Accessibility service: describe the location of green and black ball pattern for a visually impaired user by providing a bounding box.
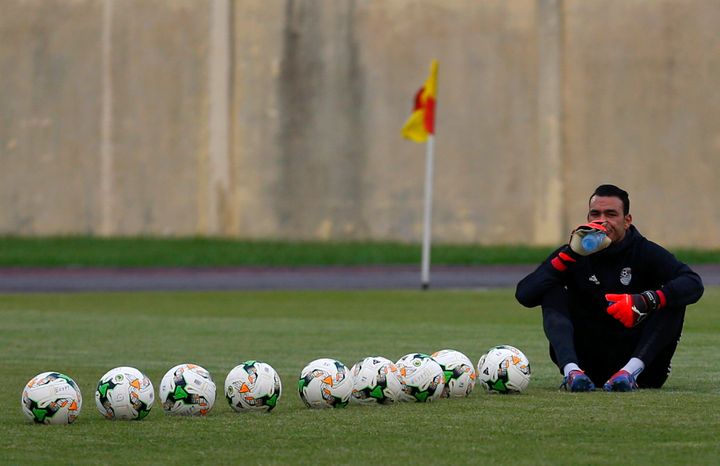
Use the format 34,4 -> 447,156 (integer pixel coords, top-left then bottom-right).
24,373 -> 79,423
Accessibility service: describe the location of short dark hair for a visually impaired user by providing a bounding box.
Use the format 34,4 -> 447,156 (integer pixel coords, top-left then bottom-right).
590,184 -> 630,215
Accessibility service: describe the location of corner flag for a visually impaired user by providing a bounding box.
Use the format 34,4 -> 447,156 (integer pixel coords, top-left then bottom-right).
401,59 -> 438,142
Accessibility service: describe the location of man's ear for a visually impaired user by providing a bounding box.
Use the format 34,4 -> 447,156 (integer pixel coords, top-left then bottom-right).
624,214 -> 632,228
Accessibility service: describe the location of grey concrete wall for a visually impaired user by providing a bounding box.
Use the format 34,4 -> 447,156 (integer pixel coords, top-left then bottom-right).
1,0 -> 719,247
108,0 -> 209,236
232,0 -> 541,242
0,0 -> 103,234
562,0 -> 720,248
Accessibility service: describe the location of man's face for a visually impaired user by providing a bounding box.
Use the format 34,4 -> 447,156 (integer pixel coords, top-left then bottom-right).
587,195 -> 631,243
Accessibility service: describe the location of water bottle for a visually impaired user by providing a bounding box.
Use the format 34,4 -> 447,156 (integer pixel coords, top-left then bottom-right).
581,231 -> 606,254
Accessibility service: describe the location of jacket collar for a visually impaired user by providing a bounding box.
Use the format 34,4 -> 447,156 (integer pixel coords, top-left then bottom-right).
601,224 -> 640,256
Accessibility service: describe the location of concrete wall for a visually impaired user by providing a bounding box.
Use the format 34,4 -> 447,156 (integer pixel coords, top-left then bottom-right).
1,0 -> 103,234
562,0 -> 720,247
1,0 -> 719,247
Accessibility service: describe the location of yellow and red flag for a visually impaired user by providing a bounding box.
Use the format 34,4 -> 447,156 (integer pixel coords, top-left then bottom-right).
401,59 -> 438,143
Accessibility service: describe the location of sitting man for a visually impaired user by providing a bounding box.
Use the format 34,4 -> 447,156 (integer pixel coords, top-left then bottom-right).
515,184 -> 704,391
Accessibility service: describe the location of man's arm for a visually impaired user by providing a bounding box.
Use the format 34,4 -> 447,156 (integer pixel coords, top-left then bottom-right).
515,247 -> 571,308
516,222 -> 609,308
649,243 -> 704,307
604,242 -> 704,328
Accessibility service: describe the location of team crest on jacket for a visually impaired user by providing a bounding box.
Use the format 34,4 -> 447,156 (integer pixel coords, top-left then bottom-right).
620,267 -> 632,285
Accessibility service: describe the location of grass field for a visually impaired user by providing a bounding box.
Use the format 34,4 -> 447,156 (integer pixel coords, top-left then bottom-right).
1,288 -> 718,465
2,236 -> 720,267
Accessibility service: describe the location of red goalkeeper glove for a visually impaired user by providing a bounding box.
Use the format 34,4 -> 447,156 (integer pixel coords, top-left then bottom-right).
568,221 -> 611,256
550,222 -> 611,272
549,246 -> 580,272
605,290 -> 666,328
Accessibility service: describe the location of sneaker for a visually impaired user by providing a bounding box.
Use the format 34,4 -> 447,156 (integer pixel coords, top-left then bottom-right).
603,370 -> 638,392
560,370 -> 596,392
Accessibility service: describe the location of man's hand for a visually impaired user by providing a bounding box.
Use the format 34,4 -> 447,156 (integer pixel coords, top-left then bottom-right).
549,246 -> 579,272
549,222 -> 611,272
605,290 -> 665,328
568,221 -> 611,256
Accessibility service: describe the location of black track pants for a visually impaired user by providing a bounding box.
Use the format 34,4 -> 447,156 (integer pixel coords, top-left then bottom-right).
542,285 -> 684,388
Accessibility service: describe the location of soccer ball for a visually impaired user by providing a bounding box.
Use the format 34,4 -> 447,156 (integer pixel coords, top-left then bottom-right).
477,345 -> 531,394
95,366 -> 155,420
395,353 -> 445,402
225,361 -> 282,413
350,356 -> 402,405
298,358 -> 352,409
159,363 -> 216,416
21,372 -> 82,424
432,349 -> 477,398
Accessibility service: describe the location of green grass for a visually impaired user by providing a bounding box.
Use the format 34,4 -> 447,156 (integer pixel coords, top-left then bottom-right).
0,236 -> 553,266
0,288 -> 718,465
2,236 -> 719,267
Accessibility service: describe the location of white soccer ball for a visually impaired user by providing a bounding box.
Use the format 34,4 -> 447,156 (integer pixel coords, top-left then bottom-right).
95,366 -> 155,420
350,356 -> 403,405
477,345 -> 532,394
21,372 -> 82,424
395,353 -> 445,402
432,349 -> 477,398
225,361 -> 282,413
298,358 -> 353,409
159,363 -> 216,416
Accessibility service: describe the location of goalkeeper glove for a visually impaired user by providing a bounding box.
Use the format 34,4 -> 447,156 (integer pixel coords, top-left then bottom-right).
605,290 -> 666,328
549,247 -> 580,272
550,222 -> 611,272
568,221 -> 611,256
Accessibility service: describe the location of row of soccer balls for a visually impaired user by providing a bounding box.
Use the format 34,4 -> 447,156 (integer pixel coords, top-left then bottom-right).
22,345 -> 532,425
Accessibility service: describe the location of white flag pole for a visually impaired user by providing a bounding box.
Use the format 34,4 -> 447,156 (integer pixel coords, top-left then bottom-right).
421,135 -> 435,290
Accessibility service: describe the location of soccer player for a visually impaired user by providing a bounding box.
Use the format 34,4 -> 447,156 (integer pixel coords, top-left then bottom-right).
515,184 -> 704,391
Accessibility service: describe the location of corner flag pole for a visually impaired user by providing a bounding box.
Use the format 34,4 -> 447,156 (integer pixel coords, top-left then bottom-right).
400,59 -> 438,290
421,135 -> 435,290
